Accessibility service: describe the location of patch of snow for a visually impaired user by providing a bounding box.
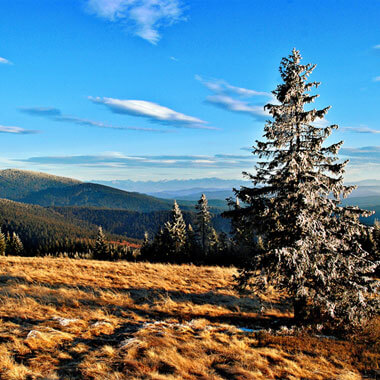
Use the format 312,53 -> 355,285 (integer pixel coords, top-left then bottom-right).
26,330 -> 43,339
26,327 -> 63,339
52,316 -> 79,326
120,337 -> 140,348
92,321 -> 112,327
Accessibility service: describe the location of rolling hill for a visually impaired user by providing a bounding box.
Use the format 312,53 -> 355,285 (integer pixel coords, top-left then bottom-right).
19,182 -> 176,212
0,169 -> 226,212
0,169 -> 80,199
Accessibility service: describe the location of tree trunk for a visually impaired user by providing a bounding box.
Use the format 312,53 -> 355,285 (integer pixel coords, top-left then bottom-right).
293,297 -> 308,325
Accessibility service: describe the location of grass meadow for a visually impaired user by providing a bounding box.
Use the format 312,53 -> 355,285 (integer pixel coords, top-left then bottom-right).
0,256 -> 378,379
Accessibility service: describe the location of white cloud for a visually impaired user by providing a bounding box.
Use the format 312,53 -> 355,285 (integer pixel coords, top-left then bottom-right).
20,106 -> 170,133
311,117 -> 330,128
86,0 -> 185,44
89,96 -> 214,129
373,76 -> 380,82
373,44 -> 380,49
195,75 -> 272,98
196,75 -> 274,120
0,57 -> 12,65
206,94 -> 269,119
0,125 -> 38,134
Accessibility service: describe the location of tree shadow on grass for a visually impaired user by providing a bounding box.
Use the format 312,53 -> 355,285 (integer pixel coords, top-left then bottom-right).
0,273 -> 289,310
0,279 -> 292,331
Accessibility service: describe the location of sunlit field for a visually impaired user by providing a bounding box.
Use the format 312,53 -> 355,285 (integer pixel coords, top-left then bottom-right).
0,256 -> 378,379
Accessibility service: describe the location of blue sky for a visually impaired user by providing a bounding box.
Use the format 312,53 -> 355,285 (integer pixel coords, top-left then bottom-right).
0,0 -> 379,182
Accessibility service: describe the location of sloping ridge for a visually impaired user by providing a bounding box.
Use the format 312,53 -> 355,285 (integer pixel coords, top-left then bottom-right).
0,169 -> 81,199
19,182 -> 177,212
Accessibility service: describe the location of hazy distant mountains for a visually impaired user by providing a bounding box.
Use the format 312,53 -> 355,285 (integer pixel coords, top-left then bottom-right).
96,177 -> 380,200
347,180 -> 380,198
95,178 -> 249,194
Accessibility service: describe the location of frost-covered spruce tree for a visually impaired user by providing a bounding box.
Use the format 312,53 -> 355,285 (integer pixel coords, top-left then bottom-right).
195,194 -> 213,255
0,228 -> 6,256
163,200 -> 187,258
94,226 -> 109,260
227,49 -> 378,327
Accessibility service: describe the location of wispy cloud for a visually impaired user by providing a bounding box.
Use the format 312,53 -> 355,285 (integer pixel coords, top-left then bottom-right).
373,44 -> 380,49
340,146 -> 380,163
206,95 -> 269,118
342,126 -> 380,134
89,96 -> 214,129
373,76 -> 380,82
0,57 -> 12,65
196,75 -> 273,120
20,106 -> 170,133
20,107 -> 62,117
85,0 -> 185,44
0,125 -> 38,134
20,151 -> 254,169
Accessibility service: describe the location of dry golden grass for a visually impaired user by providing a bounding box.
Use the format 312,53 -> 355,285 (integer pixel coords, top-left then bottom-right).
0,256 -> 378,379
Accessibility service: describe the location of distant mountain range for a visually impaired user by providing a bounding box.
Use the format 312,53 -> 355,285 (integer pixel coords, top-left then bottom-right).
94,178 -> 249,193
149,188 -> 235,202
95,177 -> 380,201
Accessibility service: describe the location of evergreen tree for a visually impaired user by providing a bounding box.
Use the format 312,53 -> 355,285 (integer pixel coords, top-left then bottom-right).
143,231 -> 149,246
185,223 -> 199,261
6,232 -> 24,256
373,220 -> 380,255
163,201 -> 187,259
94,226 -> 109,260
225,49 -> 378,327
195,194 -> 213,255
0,228 -> 6,256
209,227 -> 219,254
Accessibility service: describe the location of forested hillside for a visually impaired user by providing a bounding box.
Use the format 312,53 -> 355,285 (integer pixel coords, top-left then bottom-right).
19,182 -> 177,211
0,199 -> 138,254
53,206 -> 230,239
0,198 -> 94,252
